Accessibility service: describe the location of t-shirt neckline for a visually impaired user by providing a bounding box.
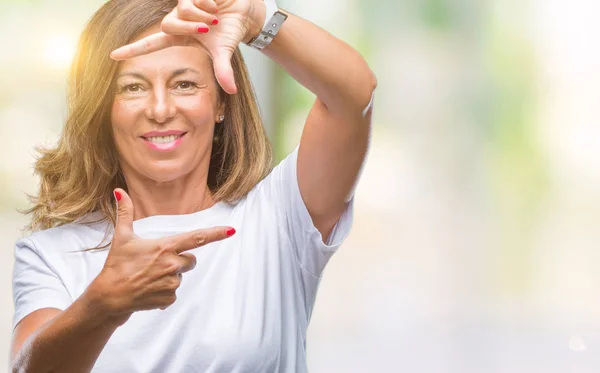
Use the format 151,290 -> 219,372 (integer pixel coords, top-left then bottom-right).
132,201 -> 231,234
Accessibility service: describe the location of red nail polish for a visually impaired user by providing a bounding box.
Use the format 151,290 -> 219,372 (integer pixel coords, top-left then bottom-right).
114,191 -> 122,202
226,228 -> 236,236
198,26 -> 209,33
211,18 -> 219,25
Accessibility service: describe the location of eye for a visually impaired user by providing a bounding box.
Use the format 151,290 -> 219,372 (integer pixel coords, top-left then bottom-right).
175,81 -> 197,90
121,84 -> 143,93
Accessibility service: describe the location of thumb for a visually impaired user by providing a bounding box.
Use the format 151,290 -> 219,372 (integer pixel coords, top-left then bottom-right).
178,252 -> 197,273
113,188 -> 135,240
213,48 -> 237,95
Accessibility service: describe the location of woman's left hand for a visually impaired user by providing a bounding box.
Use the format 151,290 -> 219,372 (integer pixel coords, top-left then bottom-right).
110,0 -> 263,94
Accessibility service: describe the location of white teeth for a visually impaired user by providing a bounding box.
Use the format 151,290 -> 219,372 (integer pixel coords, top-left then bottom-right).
146,134 -> 181,144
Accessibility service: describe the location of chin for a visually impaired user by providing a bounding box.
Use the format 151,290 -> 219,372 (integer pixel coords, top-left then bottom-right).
139,161 -> 195,183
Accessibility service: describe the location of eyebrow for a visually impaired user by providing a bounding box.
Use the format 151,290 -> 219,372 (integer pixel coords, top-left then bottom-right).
116,68 -> 201,81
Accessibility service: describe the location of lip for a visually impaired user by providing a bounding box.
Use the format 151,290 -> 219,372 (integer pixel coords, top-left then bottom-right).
141,132 -> 187,152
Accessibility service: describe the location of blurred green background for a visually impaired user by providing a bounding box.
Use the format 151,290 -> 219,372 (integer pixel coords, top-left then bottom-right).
2,0 -> 600,372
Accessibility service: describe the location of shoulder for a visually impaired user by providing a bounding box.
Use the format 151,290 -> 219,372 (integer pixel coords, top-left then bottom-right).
245,146 -> 299,199
18,211 -> 111,255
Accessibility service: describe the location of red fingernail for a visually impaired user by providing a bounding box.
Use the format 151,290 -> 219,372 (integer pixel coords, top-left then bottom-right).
198,26 -> 209,33
211,18 -> 219,25
215,7 -> 218,13
114,190 -> 122,202
226,228 -> 236,236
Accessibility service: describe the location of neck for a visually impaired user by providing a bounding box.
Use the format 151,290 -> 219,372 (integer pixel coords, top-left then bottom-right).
122,166 -> 216,221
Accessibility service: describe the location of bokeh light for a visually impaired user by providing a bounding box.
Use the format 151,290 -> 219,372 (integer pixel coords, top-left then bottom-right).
43,34 -> 77,69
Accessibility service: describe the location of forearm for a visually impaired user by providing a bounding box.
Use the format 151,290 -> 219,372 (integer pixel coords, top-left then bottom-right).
259,10 -> 377,116
11,283 -> 126,373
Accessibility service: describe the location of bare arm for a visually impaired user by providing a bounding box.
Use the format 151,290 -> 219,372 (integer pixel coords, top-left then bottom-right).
259,10 -> 376,241
10,281 -> 129,373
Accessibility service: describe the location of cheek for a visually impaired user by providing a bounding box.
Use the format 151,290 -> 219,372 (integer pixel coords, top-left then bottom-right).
110,100 -> 141,151
111,99 -> 143,127
177,93 -> 216,128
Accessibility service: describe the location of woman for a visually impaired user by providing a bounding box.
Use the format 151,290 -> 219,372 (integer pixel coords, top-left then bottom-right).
9,0 -> 375,371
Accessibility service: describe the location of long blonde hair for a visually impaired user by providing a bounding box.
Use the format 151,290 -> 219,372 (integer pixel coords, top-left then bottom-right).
25,0 -> 273,236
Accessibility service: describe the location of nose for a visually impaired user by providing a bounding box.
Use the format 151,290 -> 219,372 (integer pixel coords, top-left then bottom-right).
145,87 -> 176,123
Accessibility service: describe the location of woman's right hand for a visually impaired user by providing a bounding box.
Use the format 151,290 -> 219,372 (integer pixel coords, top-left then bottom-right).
90,188 -> 235,319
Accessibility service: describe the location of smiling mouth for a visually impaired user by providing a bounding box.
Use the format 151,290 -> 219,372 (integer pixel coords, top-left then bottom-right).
142,133 -> 186,144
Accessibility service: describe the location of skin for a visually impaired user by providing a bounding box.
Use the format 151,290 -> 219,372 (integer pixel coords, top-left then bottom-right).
10,0 -> 377,370
111,23 -> 225,220
110,0 -> 377,241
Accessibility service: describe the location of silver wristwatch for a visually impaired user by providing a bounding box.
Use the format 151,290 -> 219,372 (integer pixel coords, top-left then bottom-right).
247,0 -> 288,50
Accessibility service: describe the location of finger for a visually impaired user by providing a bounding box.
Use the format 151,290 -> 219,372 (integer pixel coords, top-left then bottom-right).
110,32 -> 187,60
163,226 -> 236,254
213,49 -> 237,94
161,254 -> 195,276
161,17 -> 212,36
177,252 -> 197,273
113,188 -> 134,240
151,291 -> 177,310
193,0 -> 219,14
176,1 -> 219,24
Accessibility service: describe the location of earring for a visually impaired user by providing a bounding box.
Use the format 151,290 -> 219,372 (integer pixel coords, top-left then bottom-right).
218,115 -> 225,123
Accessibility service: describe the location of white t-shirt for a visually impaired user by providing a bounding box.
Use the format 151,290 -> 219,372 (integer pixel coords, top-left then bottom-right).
12,147 -> 354,373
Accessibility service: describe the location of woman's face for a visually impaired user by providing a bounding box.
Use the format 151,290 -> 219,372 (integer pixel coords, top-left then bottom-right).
111,24 -> 223,183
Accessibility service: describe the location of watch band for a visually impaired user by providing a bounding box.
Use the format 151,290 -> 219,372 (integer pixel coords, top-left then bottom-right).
248,0 -> 287,50
261,0 -> 278,28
